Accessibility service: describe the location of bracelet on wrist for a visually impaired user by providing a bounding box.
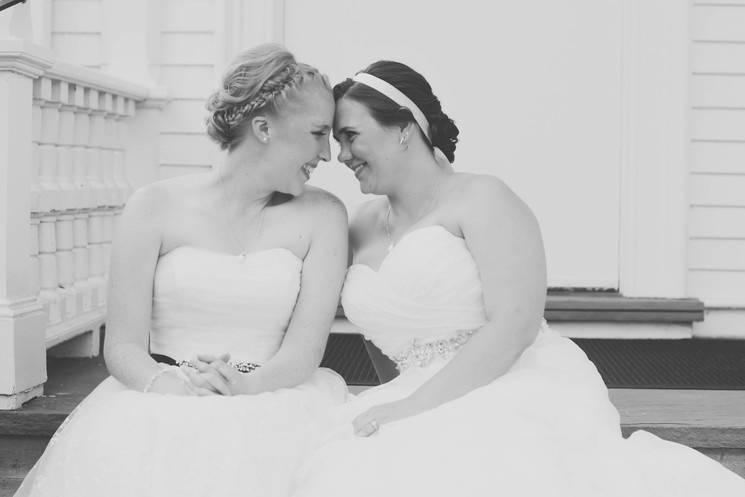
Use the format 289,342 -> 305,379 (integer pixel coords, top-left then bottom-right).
143,366 -> 168,393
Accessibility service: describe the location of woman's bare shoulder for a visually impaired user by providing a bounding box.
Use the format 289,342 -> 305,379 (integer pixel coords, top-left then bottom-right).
349,197 -> 387,246
450,173 -> 534,219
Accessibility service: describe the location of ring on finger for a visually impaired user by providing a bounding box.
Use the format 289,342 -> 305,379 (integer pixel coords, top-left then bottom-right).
368,419 -> 380,433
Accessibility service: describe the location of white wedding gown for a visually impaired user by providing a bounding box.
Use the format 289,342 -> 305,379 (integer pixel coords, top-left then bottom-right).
292,225 -> 745,496
15,246 -> 347,497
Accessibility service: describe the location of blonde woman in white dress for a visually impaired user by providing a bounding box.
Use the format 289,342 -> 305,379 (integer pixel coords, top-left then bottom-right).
15,44 -> 348,497
290,60 -> 745,497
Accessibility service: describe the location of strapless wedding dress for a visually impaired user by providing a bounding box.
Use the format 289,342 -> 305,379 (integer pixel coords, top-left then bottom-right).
15,247 -> 347,497
292,225 -> 745,496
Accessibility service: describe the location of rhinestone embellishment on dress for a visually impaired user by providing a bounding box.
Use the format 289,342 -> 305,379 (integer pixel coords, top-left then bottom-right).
177,359 -> 261,373
391,330 -> 476,371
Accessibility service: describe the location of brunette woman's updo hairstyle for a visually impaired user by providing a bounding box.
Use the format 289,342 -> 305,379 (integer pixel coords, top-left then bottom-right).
333,61 -> 459,163
206,43 -> 330,150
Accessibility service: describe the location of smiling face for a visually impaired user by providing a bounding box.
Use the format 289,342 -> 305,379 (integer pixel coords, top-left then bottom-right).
264,79 -> 334,195
333,97 -> 403,194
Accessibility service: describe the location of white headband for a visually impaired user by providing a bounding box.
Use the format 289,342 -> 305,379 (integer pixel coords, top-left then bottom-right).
351,72 -> 431,142
351,72 -> 452,165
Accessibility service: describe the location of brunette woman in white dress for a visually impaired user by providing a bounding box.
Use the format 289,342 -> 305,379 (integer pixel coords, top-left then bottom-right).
290,61 -> 745,496
15,44 -> 348,497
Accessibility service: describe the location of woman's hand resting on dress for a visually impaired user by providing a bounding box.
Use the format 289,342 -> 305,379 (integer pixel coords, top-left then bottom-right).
352,400 -> 420,437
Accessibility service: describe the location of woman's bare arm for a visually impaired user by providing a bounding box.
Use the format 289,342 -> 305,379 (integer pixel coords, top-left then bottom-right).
104,185 -> 193,394
230,190 -> 349,394
353,176 -> 546,433
406,176 -> 546,411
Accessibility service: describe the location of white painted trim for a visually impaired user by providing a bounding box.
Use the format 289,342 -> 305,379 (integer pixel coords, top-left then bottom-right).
0,38 -> 53,78
0,384 -> 43,410
330,317 -> 364,335
46,59 -> 151,100
551,322 -> 692,339
100,0 -> 162,87
29,0 -> 52,49
216,0 -> 287,77
332,318 -> 694,340
693,308 -> 745,338
45,308 -> 105,348
618,0 -> 690,298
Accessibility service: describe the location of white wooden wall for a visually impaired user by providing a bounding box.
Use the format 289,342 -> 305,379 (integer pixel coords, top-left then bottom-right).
40,1 -> 744,328
688,0 -> 745,305
50,0 -> 103,69
688,0 -> 745,336
156,0 -> 219,180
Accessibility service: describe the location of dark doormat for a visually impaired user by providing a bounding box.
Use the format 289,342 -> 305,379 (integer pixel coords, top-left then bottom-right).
320,334 -> 380,386
322,334 -> 745,390
572,338 -> 745,390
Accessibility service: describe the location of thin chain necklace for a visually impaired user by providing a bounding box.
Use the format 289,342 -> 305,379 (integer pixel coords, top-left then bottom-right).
384,177 -> 444,252
218,171 -> 266,263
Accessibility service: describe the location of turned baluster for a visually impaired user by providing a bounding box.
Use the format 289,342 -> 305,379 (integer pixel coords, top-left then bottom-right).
35,77 -> 59,213
87,89 -> 107,208
57,80 -> 76,211
29,216 -> 41,299
73,211 -> 93,312
38,215 -> 61,324
88,210 -> 107,307
101,92 -> 118,206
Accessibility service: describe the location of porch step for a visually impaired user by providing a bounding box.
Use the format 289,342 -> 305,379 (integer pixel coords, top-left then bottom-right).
1,478 -> 23,497
334,290 -> 705,323
1,342 -> 743,493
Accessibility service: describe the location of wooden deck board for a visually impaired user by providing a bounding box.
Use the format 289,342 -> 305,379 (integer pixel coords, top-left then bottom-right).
610,389 -> 745,448
2,358 -> 744,450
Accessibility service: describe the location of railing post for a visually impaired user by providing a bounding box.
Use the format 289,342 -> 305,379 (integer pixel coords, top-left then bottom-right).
0,4 -> 54,409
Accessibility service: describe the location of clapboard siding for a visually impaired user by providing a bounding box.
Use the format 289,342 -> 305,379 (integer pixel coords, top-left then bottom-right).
691,75 -> 745,108
159,164 -> 213,180
52,0 -> 102,32
159,133 -> 215,167
50,0 -> 103,69
689,239 -> 745,270
690,108 -> 745,140
690,141 -> 745,173
691,42 -> 745,74
160,100 -> 210,134
693,0 -> 745,4
156,0 -> 217,174
159,66 -> 217,99
161,0 -> 216,32
688,271 -> 745,307
690,206 -> 745,238
690,174 -> 745,206
160,32 -> 215,66
688,2 -> 745,308
692,5 -> 745,41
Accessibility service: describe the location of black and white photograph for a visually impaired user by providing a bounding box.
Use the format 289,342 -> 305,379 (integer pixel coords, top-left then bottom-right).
0,0 -> 744,495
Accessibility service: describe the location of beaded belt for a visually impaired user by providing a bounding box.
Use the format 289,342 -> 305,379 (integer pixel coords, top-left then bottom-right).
176,359 -> 261,374
391,330 -> 476,371
151,353 -> 260,373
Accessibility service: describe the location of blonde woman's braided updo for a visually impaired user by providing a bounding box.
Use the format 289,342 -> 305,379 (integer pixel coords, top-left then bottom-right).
206,44 -> 330,150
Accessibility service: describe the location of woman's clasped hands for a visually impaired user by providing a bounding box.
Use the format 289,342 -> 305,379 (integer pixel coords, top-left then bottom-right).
150,353 -> 243,396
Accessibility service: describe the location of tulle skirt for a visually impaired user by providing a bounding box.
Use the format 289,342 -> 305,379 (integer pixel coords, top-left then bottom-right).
15,368 -> 347,497
291,327 -> 745,497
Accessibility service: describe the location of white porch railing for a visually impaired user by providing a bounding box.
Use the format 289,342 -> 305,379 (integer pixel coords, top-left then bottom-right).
31,63 -> 143,352
0,3 -> 165,409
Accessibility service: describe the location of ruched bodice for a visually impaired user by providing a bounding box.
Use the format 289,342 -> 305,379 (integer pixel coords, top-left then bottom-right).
150,246 -> 302,364
295,224 -> 745,497
18,244 -> 349,497
342,225 -> 487,361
